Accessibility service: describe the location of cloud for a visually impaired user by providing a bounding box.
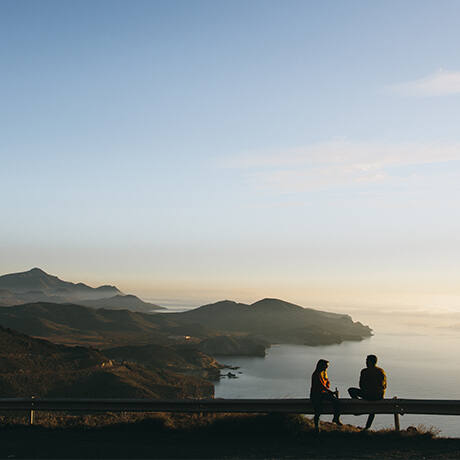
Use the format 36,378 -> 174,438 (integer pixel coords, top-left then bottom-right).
390,70 -> 460,97
227,141 -> 460,193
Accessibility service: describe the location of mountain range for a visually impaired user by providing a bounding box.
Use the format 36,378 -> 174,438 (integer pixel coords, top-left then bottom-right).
0,268 -> 373,399
0,268 -> 164,313
0,294 -> 372,399
0,298 -> 371,350
0,301 -> 212,348
0,268 -> 372,351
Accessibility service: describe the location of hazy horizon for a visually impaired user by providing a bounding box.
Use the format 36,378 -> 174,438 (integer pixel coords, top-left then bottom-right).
3,266 -> 460,338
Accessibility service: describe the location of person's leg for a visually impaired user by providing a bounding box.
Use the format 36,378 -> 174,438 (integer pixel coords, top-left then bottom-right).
323,392 -> 342,425
348,387 -> 363,399
332,407 -> 341,423
364,413 -> 375,430
313,413 -> 320,432
362,396 -> 381,430
348,388 -> 365,417
331,397 -> 341,425
312,396 -> 321,432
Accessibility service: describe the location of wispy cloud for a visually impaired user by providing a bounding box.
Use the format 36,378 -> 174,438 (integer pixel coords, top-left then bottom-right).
390,70 -> 460,97
227,141 -> 460,193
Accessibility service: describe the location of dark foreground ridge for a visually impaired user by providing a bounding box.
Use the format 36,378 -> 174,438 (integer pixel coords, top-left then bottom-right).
0,413 -> 457,459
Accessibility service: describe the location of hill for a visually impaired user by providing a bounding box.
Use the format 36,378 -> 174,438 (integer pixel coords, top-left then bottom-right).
171,298 -> 372,345
0,271 -> 372,348
0,298 -> 371,352
0,325 -> 213,398
0,268 -> 163,312
0,302 -> 188,348
197,335 -> 268,357
104,343 -> 222,380
0,268 -> 120,299
78,294 -> 165,313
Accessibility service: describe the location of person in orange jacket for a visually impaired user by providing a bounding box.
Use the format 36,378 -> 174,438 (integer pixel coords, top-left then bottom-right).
348,354 -> 387,430
310,359 -> 341,432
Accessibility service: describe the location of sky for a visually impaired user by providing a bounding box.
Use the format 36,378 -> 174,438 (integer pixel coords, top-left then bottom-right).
1,0 -> 460,312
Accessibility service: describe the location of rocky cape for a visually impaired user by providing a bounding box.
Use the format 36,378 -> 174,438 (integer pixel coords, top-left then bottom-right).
168,298 -> 372,347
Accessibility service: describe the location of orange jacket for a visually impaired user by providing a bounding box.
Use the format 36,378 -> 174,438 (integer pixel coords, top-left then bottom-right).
310,370 -> 331,397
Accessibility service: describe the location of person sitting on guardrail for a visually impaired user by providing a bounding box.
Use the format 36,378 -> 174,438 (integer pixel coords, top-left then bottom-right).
348,354 -> 387,430
310,359 -> 341,432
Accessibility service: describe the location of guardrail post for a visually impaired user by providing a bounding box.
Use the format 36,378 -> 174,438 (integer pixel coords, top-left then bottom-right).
393,397 -> 400,432
30,396 -> 35,425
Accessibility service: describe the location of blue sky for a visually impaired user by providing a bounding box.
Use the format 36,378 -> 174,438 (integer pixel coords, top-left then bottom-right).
1,0 -> 460,310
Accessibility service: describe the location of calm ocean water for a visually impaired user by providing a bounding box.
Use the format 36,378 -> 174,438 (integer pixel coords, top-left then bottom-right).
214,331 -> 460,437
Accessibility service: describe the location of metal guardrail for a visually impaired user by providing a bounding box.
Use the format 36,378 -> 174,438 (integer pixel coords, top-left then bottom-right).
2,397 -> 460,430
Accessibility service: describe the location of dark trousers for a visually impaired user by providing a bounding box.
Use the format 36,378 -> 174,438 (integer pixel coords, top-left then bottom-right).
348,387 -> 382,429
311,392 -> 340,427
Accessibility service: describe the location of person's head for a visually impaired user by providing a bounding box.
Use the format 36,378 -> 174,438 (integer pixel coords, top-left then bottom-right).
366,354 -> 378,367
315,359 -> 329,372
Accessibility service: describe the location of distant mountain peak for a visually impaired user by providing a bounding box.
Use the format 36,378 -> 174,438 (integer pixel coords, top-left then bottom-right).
22,268 -> 60,281
29,267 -> 60,276
30,267 -> 46,273
0,268 -> 122,303
253,297 -> 284,304
203,300 -> 243,309
250,298 -> 304,311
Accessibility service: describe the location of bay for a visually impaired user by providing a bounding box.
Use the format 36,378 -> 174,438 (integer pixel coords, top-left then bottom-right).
215,331 -> 460,437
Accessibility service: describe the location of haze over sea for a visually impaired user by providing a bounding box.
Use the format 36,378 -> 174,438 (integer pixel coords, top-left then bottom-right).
160,303 -> 460,437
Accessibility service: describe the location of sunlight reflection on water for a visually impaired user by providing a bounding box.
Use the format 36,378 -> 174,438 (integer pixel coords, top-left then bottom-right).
215,333 -> 460,437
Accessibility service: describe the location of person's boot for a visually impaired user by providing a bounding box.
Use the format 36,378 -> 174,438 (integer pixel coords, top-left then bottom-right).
332,416 -> 343,426
362,421 -> 372,431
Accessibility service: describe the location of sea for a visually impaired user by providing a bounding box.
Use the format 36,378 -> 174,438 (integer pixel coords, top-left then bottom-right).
157,301 -> 460,437
214,319 -> 460,437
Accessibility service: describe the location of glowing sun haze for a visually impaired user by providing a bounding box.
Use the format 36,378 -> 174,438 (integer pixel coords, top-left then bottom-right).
1,0 -> 460,312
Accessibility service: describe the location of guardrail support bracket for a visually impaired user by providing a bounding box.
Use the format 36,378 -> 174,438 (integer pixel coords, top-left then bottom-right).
393,397 -> 400,431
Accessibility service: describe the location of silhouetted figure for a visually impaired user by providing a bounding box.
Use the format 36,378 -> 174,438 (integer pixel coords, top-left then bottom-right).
348,354 -> 387,430
310,359 -> 341,432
